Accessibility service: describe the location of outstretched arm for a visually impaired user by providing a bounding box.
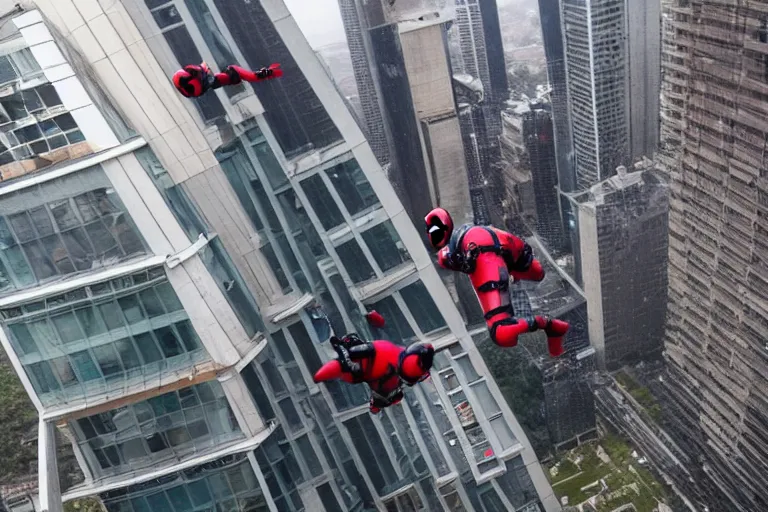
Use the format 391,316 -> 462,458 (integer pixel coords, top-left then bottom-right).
212,64 -> 281,88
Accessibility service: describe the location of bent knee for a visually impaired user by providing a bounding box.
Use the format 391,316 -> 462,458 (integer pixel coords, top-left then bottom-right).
489,319 -> 521,347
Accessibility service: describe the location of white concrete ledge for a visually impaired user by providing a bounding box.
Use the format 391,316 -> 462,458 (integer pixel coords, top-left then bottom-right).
0,254 -> 167,308
0,137 -> 147,198
234,335 -> 269,373
269,292 -> 314,323
62,422 -> 278,501
166,233 -> 214,269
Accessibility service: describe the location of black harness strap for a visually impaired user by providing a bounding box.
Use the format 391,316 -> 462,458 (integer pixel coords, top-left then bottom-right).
447,225 -> 507,274
484,305 -> 513,321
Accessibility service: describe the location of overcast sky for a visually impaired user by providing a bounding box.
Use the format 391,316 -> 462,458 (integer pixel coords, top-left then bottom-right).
282,0 -> 524,49
284,0 -> 346,49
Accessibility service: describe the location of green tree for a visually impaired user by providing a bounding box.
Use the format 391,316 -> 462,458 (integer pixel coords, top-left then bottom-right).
0,350 -> 38,483
64,497 -> 106,512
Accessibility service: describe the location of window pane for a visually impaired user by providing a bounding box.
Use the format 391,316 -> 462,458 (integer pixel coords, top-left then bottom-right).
241,363 -> 275,421
155,282 -> 184,312
151,5 -> 182,28
0,56 -> 17,84
253,140 -> 288,189
11,49 -> 41,77
249,179 -> 280,231
70,350 -> 101,381
361,221 -> 410,272
6,273 -> 207,407
278,398 -> 302,432
490,415 -> 516,450
155,327 -> 183,358
9,323 -> 37,355
0,176 -> 147,292
336,238 -> 375,283
2,94 -> 26,120
295,435 -> 322,478
276,233 -> 309,292
138,289 -> 165,317
327,159 -> 377,216
21,89 -> 43,112
288,322 -> 322,374
175,320 -> 200,351
17,125 -> 42,144
93,344 -> 123,378
219,152 -> 264,232
369,296 -> 414,345
399,281 -> 446,333
51,312 -> 83,344
301,174 -> 344,231
54,113 -> 78,131
277,189 -> 326,257
261,242 -> 290,292
456,355 -> 480,383
36,84 -> 61,107
200,239 -> 264,337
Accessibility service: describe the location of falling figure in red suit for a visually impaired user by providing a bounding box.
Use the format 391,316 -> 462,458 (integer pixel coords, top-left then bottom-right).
313,312 -> 434,414
172,62 -> 282,98
424,207 -> 569,357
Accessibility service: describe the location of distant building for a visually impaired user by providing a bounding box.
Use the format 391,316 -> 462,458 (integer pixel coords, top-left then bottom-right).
346,1 -> 474,228
658,1 -> 768,509
523,103 -> 567,252
500,103 -> 537,233
575,165 -> 669,371
450,0 -> 509,223
560,0 -> 661,191
513,238 -> 597,450
338,0 -> 390,168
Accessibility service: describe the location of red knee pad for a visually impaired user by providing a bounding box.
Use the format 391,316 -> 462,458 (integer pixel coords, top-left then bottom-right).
490,320 -> 526,347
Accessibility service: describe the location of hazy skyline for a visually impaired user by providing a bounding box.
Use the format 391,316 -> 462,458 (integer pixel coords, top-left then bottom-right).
284,0 -> 346,48
284,0 -> 529,49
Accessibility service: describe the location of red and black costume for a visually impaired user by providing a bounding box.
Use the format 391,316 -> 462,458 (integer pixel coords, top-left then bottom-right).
425,207 -> 569,357
172,62 -> 282,98
314,334 -> 434,414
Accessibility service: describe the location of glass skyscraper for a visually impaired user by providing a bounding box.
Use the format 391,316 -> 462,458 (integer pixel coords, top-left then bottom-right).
0,1 -> 557,511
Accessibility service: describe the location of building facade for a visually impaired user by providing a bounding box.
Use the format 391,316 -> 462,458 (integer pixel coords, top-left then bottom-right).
0,1 -> 559,511
576,166 -> 669,371
659,1 -> 768,510
450,0 -> 508,209
522,104 -> 567,252
337,0 -> 390,169
560,0 -> 660,191
536,0 -> 577,263
514,239 -> 596,451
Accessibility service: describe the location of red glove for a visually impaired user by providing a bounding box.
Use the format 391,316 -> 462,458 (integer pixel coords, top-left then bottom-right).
366,310 -> 385,328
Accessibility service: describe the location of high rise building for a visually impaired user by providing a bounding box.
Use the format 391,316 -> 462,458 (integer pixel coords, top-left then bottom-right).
560,0 -> 660,190
499,103 -> 537,233
0,1 -> 559,511
575,165 -> 669,371
449,0 -> 508,224
522,103 -> 567,252
513,238 -> 596,451
337,0 -> 390,168
346,0 -> 473,229
658,1 -> 768,510
536,0 -> 578,262
536,0 -> 575,196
